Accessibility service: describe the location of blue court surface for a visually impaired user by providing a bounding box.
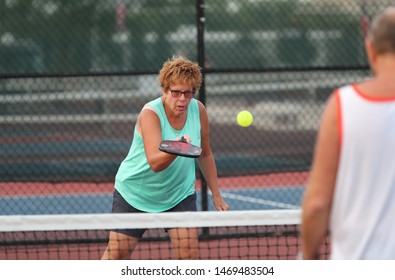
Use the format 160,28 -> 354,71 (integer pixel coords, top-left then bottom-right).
0,186 -> 304,215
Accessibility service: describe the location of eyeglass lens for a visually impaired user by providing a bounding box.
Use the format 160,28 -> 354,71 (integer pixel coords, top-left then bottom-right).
169,89 -> 195,98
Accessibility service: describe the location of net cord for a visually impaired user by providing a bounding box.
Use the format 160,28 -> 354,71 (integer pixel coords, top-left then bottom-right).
0,210 -> 301,232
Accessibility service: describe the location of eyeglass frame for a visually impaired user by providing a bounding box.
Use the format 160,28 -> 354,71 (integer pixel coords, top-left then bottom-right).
168,88 -> 196,99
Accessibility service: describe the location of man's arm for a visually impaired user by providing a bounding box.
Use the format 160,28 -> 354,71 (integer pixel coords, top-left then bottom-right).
301,92 -> 340,259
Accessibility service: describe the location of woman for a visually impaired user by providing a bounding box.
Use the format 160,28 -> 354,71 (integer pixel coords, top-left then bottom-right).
101,56 -> 229,260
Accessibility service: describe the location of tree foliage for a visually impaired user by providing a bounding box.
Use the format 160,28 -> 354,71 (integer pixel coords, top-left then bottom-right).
0,0 -> 366,74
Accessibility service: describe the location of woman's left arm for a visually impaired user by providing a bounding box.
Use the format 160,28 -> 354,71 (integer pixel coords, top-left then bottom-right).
197,101 -> 229,211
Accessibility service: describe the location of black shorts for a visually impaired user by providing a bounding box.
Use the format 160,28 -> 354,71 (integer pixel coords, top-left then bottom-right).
111,189 -> 197,238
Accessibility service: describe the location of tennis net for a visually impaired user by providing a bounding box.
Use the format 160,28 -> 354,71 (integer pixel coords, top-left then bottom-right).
0,210 -> 329,260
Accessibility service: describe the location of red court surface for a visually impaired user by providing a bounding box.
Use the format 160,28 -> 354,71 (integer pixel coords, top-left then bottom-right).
0,172 -> 308,196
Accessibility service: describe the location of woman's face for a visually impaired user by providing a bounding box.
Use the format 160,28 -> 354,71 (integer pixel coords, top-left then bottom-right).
162,82 -> 195,117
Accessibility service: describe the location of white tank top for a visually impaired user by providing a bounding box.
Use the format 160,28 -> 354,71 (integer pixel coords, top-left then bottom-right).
330,84 -> 395,259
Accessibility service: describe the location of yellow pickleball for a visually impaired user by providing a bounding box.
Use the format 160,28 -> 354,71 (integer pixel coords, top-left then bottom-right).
237,110 -> 253,127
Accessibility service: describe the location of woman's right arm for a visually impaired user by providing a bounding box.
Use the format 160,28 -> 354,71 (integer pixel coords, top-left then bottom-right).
138,109 -> 177,172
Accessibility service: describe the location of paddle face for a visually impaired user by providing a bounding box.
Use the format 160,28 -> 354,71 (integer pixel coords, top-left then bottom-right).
158,140 -> 202,158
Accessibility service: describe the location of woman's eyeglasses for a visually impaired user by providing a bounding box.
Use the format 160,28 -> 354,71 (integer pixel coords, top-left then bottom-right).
168,89 -> 195,99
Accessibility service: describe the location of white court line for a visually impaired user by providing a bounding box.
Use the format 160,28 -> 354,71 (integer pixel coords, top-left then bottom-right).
219,192 -> 300,210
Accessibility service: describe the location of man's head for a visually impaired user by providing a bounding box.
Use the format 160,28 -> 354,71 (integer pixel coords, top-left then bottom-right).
367,6 -> 395,55
365,7 -> 395,71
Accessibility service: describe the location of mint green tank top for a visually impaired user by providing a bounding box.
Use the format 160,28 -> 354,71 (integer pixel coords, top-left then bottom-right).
114,97 -> 201,212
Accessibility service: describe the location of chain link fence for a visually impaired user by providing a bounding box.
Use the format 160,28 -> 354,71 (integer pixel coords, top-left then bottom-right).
0,0 -> 389,214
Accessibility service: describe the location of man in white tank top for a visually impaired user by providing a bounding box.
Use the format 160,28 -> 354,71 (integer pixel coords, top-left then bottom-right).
301,6 -> 395,259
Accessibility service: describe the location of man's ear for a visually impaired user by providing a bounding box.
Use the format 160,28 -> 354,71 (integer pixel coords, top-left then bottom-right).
365,39 -> 376,72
